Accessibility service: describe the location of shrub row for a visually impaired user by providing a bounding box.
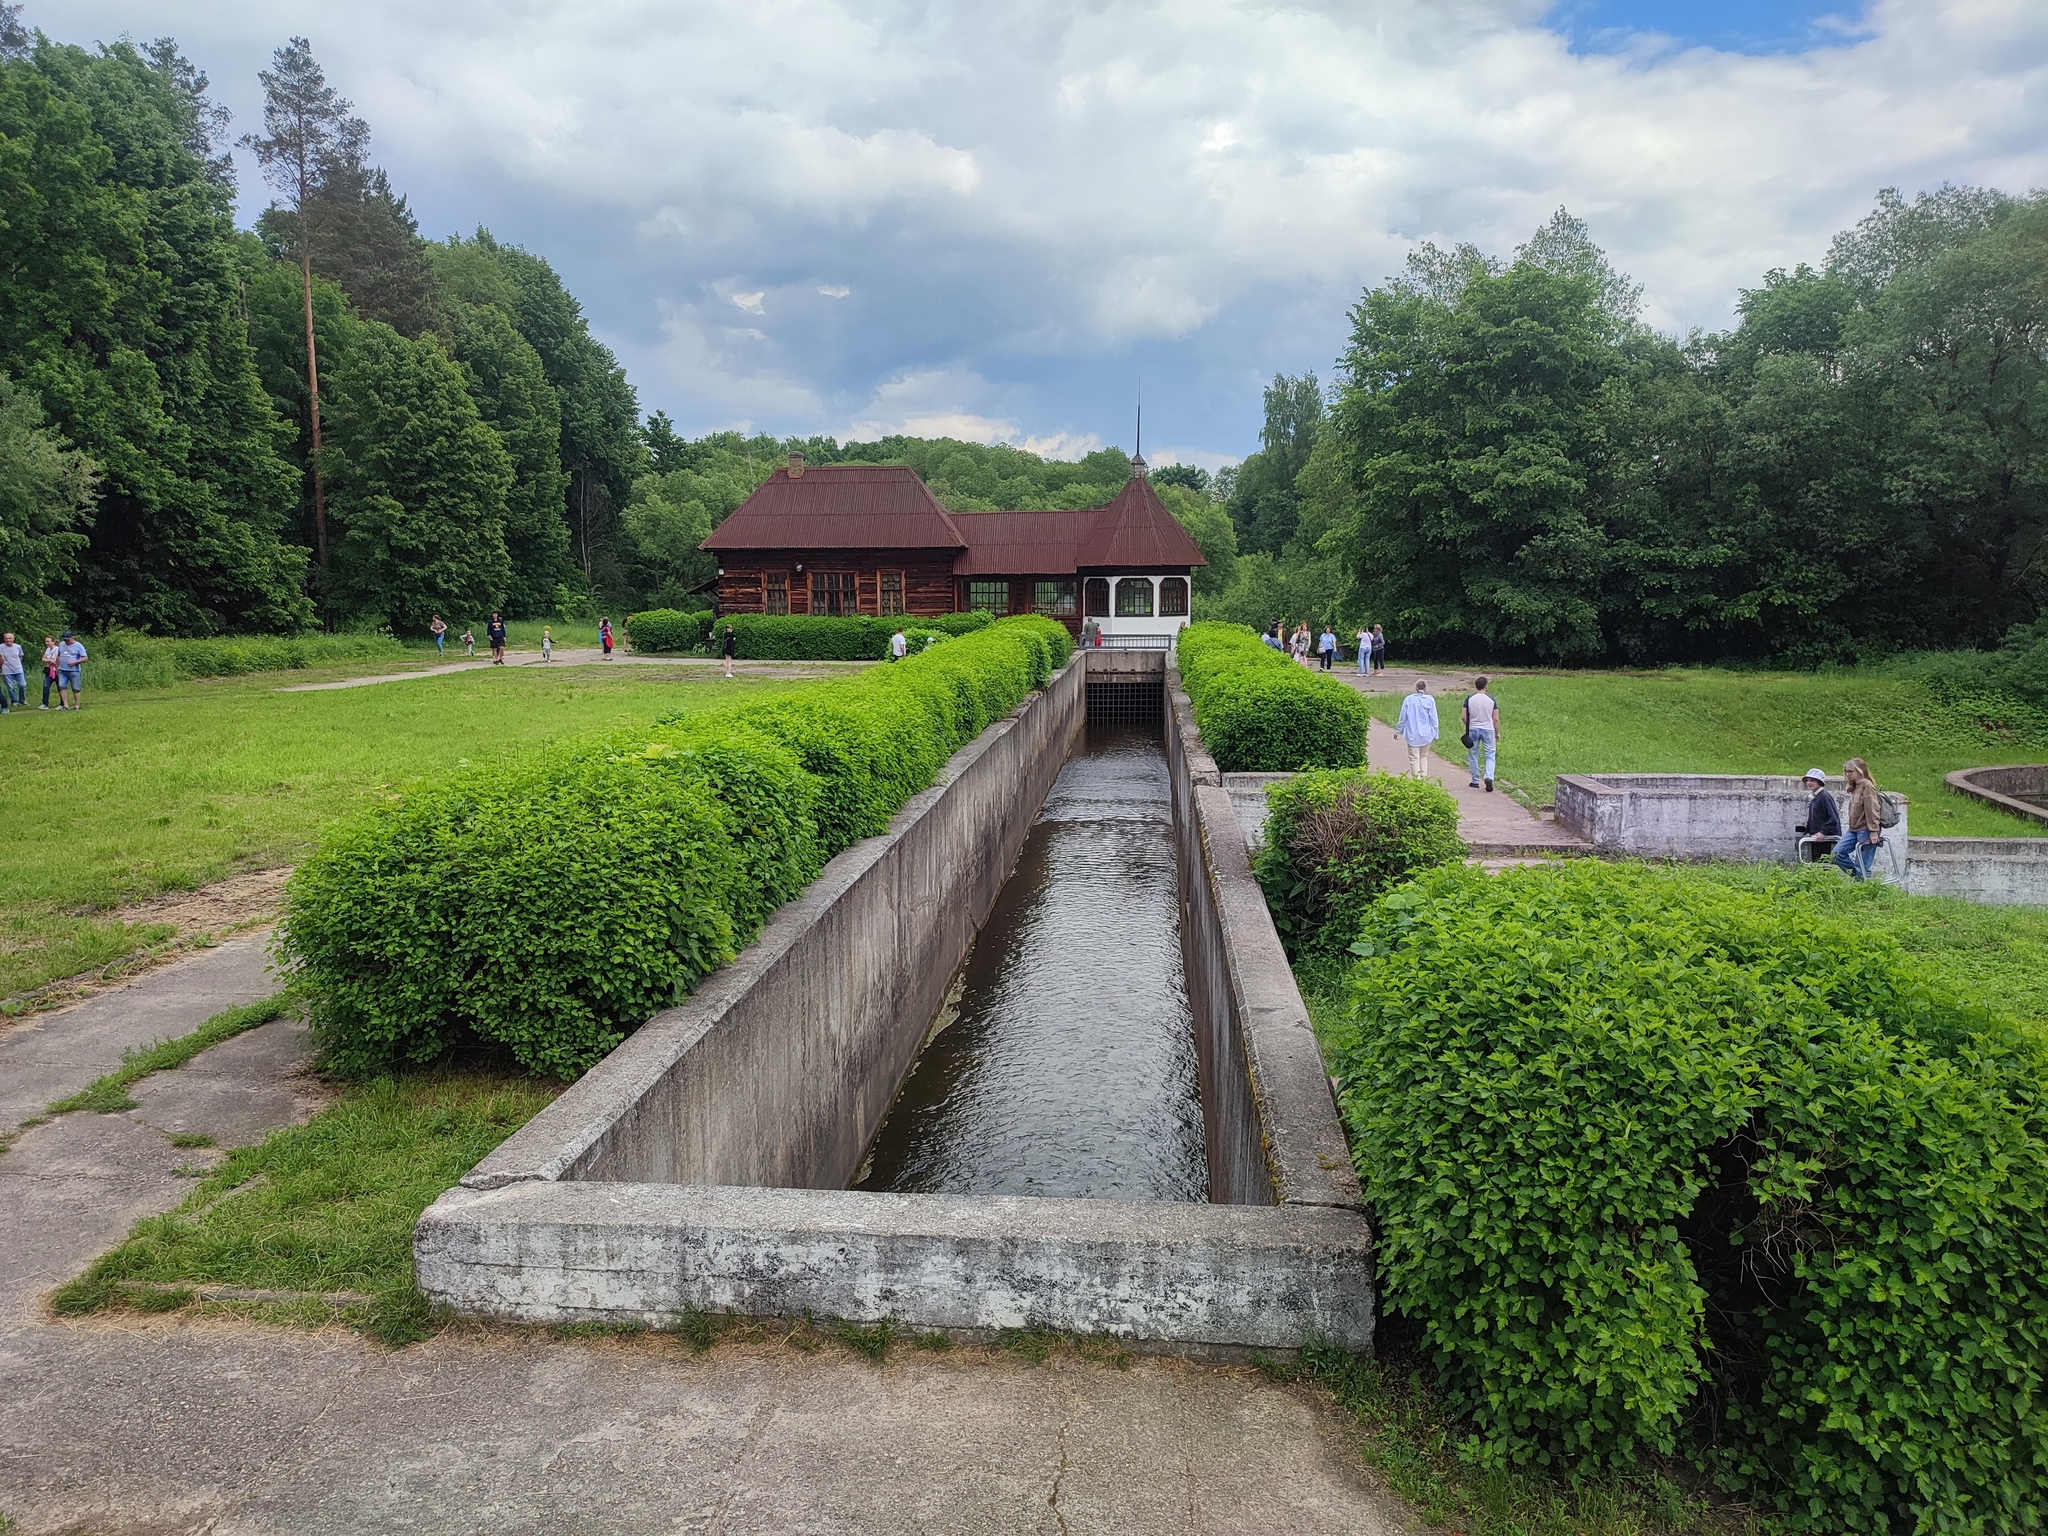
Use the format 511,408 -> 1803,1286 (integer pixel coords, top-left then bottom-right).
1334,860 -> 2048,1530
623,608 -> 714,653
280,616 -> 1073,1080
718,610 -> 993,661
1253,768 -> 1463,962
1177,622 -> 1370,771
79,628 -> 406,692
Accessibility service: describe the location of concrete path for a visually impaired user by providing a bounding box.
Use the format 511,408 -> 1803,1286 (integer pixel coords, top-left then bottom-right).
279,649 -> 869,692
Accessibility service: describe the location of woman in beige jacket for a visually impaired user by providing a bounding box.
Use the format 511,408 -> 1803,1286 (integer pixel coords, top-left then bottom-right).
1832,757 -> 1883,881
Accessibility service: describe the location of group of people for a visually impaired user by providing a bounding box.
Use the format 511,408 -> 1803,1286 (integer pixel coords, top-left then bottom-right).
1796,759 -> 1890,881
0,631 -> 87,714
1264,621 -> 1387,672
1392,677 -> 1500,791
426,615 -> 613,665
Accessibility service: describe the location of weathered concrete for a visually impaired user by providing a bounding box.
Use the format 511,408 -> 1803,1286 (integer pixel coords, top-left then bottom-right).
1902,837 -> 2048,906
1555,772 -> 1910,881
469,655 -> 1087,1193
0,935 -> 278,1126
1945,763 -> 2048,825
420,1182 -> 1374,1350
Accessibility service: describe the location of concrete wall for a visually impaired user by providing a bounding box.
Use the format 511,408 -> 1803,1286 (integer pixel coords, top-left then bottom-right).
1903,838 -> 2048,906
1946,764 -> 2048,826
467,655 -> 1087,1193
1555,773 -> 1910,883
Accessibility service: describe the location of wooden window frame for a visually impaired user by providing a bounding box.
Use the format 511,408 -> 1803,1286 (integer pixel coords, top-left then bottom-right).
811,570 -> 858,617
1115,577 -> 1155,617
878,571 -> 905,617
966,578 -> 1010,615
764,574 -> 790,615
1158,576 -> 1189,616
1034,579 -> 1077,616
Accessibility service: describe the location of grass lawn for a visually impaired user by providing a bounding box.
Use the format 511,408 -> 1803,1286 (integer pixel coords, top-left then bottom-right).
52,1066 -> 559,1344
0,659 -> 809,1000
1366,666 -> 2048,838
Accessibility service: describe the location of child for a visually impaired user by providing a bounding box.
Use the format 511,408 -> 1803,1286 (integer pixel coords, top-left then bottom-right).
541,626 -> 553,662
461,627 -> 475,658
600,617 -> 614,659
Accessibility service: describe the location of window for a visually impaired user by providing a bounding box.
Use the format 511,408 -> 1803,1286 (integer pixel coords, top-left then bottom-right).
1115,577 -> 1155,617
879,572 -> 905,616
1158,576 -> 1189,616
967,579 -> 1009,614
1083,577 -> 1111,617
765,574 -> 789,616
811,571 -> 858,617
1034,579 -> 1077,616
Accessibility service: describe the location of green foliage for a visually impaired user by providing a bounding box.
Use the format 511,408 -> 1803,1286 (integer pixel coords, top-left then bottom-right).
623,607 -> 711,653
281,618 -> 1071,1077
1253,769 -> 1462,961
78,625 -> 403,691
1226,371 -> 1325,556
1155,481 -> 1238,593
723,613 -> 951,661
0,372 -> 93,635
1335,861 -> 2048,1529
1176,622 -> 1369,771
619,451 -> 767,609
0,38 -> 311,635
322,320 -> 514,632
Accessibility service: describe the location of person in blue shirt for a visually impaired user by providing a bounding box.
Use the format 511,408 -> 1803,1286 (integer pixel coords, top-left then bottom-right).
1396,681 -> 1440,778
54,631 -> 87,710
1317,626 -> 1338,670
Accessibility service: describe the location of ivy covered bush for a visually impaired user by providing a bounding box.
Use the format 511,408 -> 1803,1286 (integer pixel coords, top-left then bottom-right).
623,607 -> 712,652
1335,860 -> 2048,1531
1177,622 -> 1369,771
723,610 -> 991,661
1253,769 -> 1463,961
283,617 -> 1071,1078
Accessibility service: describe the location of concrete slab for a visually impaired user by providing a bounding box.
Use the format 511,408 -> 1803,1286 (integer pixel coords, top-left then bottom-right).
126,1017 -> 324,1147
0,936 -> 279,1125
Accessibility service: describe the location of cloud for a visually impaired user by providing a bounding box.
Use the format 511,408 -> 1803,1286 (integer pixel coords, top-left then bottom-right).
48,0 -> 2048,458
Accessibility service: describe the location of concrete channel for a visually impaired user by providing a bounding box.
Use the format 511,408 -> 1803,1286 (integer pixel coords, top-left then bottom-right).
416,649 -> 1375,1354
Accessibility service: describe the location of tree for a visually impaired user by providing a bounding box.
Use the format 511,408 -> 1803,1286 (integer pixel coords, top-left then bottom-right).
1227,373 -> 1323,554
256,125 -> 438,337
1151,462 -> 1210,494
141,36 -> 232,189
1155,482 -> 1237,594
0,372 -> 94,633
240,38 -> 364,568
448,303 -> 569,614
322,321 -> 513,632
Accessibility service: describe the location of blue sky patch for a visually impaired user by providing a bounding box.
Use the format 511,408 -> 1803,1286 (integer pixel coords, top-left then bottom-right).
1548,0 -> 1873,57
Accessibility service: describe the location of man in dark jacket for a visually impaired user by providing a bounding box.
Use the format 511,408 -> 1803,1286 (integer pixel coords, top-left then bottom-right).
1796,768 -> 1841,861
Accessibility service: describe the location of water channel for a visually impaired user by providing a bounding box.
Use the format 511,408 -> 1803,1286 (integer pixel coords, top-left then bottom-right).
856,722 -> 1209,1202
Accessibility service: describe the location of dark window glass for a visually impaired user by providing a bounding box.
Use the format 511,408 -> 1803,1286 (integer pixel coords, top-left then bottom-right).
1083,577 -> 1111,617
879,572 -> 904,616
1115,578 -> 1155,617
1158,577 -> 1188,616
765,575 -> 789,615
1034,579 -> 1077,616
967,579 -> 1009,614
811,571 -> 858,617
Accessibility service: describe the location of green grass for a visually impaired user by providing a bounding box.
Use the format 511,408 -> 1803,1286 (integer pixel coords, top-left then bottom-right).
0,660 -> 805,1000
45,992 -> 298,1115
50,1066 -> 560,1346
1366,665 -> 2048,837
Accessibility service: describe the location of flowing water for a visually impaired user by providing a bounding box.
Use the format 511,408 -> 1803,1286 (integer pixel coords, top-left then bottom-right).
856,725 -> 1209,1202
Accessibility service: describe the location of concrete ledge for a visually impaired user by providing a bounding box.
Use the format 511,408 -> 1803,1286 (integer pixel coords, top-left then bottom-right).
1903,837 -> 2048,906
1946,764 -> 2048,826
418,1182 -> 1374,1351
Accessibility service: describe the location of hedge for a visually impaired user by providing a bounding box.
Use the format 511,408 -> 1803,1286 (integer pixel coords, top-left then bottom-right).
1335,861 -> 2048,1530
624,608 -> 712,653
1253,768 -> 1463,961
718,610 -> 990,661
280,616 -> 1072,1079
1177,622 -> 1369,771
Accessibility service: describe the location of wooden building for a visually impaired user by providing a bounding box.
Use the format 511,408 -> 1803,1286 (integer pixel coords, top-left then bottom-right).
702,453 -> 1205,641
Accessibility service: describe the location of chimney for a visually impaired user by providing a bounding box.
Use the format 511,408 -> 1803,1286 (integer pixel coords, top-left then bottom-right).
788,451 -> 805,480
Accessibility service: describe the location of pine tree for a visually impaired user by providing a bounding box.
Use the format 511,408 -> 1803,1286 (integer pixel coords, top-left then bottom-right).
448,303 -> 569,615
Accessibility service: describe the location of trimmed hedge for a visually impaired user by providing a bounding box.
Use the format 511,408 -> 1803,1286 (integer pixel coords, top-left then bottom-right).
721,611 -> 989,661
1336,861 -> 2048,1529
1253,768 -> 1463,961
281,617 -> 1072,1079
1177,622 -> 1369,771
624,608 -> 712,653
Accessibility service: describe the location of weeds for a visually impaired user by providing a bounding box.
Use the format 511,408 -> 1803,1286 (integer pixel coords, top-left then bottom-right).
169,1132 -> 216,1149
45,992 -> 299,1117
826,1316 -> 895,1363
676,1305 -> 720,1354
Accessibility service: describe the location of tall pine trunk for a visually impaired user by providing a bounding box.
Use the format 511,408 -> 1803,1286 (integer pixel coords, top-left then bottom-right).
301,227 -> 326,568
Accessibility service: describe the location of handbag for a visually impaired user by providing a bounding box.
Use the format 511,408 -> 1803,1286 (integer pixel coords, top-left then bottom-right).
1460,729 -> 1474,749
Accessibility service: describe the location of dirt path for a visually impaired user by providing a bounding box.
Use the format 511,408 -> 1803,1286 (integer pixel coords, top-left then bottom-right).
278,649 -> 871,691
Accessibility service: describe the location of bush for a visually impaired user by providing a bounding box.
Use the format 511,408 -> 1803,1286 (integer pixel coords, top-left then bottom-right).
282,617 -> 1073,1078
1335,860 -> 2048,1530
1177,621 -> 1370,770
721,612 -> 982,661
78,628 -> 405,692
1253,769 -> 1463,961
624,608 -> 712,653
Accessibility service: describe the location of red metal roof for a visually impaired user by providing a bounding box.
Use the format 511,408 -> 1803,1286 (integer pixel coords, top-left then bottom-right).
703,463 -> 1205,574
701,464 -> 965,552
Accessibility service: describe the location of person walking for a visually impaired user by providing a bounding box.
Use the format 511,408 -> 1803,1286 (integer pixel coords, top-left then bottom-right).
600,617 -> 614,659
54,630 -> 87,709
0,632 -> 24,713
1317,625 -> 1337,671
486,612 -> 508,665
429,614 -> 447,656
39,635 -> 58,709
721,622 -> 737,679
1355,625 -> 1370,676
890,626 -> 908,662
1832,758 -> 1885,881
1463,675 -> 1499,792
1263,623 -> 1284,651
1370,624 -> 1387,673
1396,680 -> 1440,779
541,626 -> 554,662
1290,623 -> 1311,665
461,626 -> 475,658
1795,768 -> 1842,862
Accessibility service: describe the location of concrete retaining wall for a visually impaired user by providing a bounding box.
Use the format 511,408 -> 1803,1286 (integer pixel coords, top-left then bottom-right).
1555,773 -> 1910,883
1902,838 -> 2048,906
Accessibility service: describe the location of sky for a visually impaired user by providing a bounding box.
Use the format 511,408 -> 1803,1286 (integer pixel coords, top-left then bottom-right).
28,0 -> 2048,467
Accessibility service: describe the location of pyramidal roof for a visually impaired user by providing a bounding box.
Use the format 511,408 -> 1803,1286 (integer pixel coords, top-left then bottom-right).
1075,465 -> 1206,569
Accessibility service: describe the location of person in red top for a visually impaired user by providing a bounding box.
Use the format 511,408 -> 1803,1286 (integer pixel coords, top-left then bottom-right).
600,617 -> 614,659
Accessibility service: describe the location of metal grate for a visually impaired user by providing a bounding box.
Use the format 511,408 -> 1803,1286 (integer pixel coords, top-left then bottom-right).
1086,678 -> 1164,729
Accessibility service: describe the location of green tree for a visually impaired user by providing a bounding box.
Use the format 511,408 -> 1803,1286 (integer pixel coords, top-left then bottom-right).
0,372 -> 93,633
242,251 -> 348,565
322,320 -> 512,632
447,303 -> 569,615
0,36 -> 310,634
1155,482 -> 1237,594
1226,372 -> 1323,555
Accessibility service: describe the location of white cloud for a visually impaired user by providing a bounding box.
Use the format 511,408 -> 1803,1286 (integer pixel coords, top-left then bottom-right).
819,285 -> 850,298
729,291 -> 766,315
